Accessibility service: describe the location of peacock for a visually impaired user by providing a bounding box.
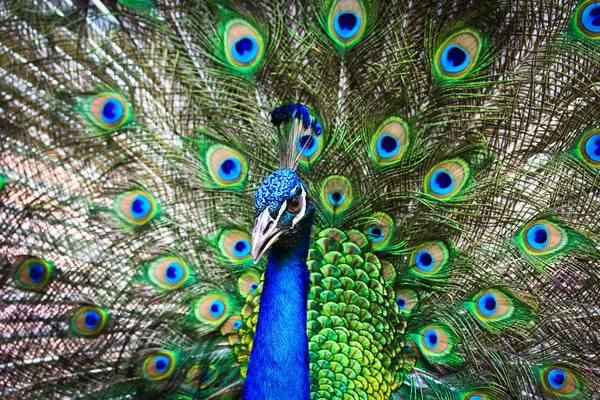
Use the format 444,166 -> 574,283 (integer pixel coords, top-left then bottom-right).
2,0 -> 600,398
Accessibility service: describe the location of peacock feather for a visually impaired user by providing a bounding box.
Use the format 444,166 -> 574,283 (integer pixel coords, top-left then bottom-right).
1,0 -> 600,399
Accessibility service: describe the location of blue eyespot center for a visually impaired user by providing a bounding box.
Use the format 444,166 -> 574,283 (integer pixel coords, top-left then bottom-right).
218,158 -> 242,181
376,134 -> 400,158
548,368 -> 566,389
582,4 -> 600,33
131,195 -> 151,219
165,262 -> 184,285
236,38 -> 253,54
250,282 -> 258,291
534,229 -> 547,244
447,46 -> 467,66
232,36 -> 259,63
585,134 -> 600,162
478,293 -> 498,316
233,239 -> 250,258
101,98 -> 124,124
526,224 -> 549,250
436,172 -> 452,189
233,319 -> 242,329
28,263 -> 45,283
424,330 -> 438,348
210,299 -> 225,318
396,297 -> 406,309
429,170 -> 454,195
440,45 -> 470,73
380,135 -> 398,152
484,296 -> 496,311
338,13 -> 357,30
154,355 -> 169,373
84,310 -> 101,329
202,368 -> 213,384
415,250 -> 434,271
166,266 -> 177,279
470,396 -> 484,400
296,134 -> 318,157
329,191 -> 345,206
419,252 -> 432,266
334,12 -> 360,39
221,159 -> 236,174
368,227 -> 383,242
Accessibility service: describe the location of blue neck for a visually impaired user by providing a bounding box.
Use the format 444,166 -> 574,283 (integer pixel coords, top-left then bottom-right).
242,229 -> 311,400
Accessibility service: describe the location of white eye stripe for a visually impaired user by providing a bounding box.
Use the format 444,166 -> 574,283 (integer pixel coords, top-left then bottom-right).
292,187 -> 307,226
274,198 -> 287,227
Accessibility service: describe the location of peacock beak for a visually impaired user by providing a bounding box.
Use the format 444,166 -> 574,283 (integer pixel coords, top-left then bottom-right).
251,208 -> 289,264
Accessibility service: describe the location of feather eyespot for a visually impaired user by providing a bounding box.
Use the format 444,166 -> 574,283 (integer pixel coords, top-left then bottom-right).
188,365 -> 218,389
472,289 -> 513,322
224,20 -> 264,69
576,1 -> 600,38
463,394 -> 489,400
296,133 -> 323,166
435,30 -> 481,79
195,294 -> 230,325
395,289 -> 418,313
402,339 -> 421,367
237,271 -> 261,297
370,117 -> 409,167
296,134 -> 319,157
206,145 -> 248,188
519,220 -> 567,255
84,93 -> 132,131
380,260 -> 397,285
320,175 -> 353,214
287,196 -> 302,213
424,159 -> 469,200
541,366 -> 579,396
577,130 -> 600,166
221,315 -> 243,335
13,257 -> 54,291
364,212 -> 393,249
149,257 -> 190,290
72,306 -> 108,336
219,230 -> 252,263
418,325 -> 454,357
143,351 -> 177,380
409,242 -> 449,277
328,0 -> 366,46
115,191 -> 158,225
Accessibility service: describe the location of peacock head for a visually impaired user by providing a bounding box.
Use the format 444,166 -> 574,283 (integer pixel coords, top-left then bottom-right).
251,168 -> 315,263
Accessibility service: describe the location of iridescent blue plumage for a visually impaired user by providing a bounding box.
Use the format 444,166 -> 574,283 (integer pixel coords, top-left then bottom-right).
270,104 -> 322,135
245,168 -> 315,400
254,169 -> 304,216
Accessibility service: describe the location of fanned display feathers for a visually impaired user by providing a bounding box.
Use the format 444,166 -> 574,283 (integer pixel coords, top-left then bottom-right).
1,0 -> 600,399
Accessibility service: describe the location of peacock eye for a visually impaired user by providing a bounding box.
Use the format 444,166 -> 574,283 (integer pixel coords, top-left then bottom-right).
287,196 -> 302,213
224,20 -> 264,70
